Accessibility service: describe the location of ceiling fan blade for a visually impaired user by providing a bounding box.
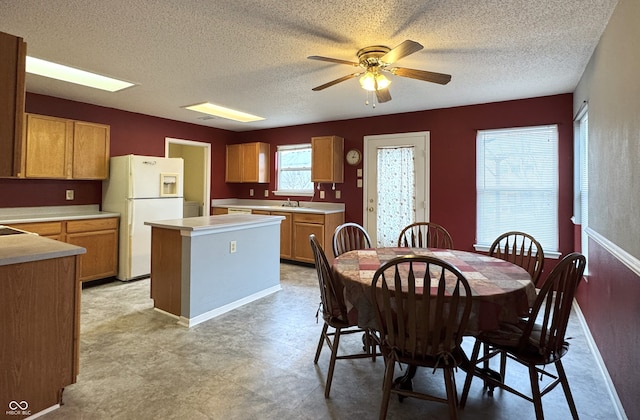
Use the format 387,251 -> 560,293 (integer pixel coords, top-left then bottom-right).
312,72 -> 361,91
376,88 -> 392,103
389,67 -> 452,85
307,55 -> 359,67
380,40 -> 424,64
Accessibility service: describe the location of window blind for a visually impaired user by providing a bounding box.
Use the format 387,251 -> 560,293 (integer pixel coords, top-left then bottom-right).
476,125 -> 559,252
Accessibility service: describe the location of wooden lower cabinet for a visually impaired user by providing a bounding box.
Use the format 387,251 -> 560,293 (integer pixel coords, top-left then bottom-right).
8,217 -> 119,282
293,220 -> 325,263
9,221 -> 64,240
1,252 -> 81,416
293,212 -> 344,264
212,207 -> 229,215
66,218 -> 118,282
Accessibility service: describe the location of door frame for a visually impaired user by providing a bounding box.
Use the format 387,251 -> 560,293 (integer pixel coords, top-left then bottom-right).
362,131 -> 430,244
165,137 -> 211,216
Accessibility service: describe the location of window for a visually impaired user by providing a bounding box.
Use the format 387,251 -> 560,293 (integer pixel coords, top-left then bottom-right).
275,144 -> 313,195
476,125 -> 559,255
574,106 -> 589,269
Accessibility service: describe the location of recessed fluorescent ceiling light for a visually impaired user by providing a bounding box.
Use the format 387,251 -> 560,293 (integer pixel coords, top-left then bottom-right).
26,56 -> 134,92
183,102 -> 265,123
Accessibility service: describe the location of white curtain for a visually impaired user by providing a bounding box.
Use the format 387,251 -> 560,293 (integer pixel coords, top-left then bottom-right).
376,146 -> 415,246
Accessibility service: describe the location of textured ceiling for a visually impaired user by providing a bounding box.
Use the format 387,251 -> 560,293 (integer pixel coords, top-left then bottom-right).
1,0 -> 618,132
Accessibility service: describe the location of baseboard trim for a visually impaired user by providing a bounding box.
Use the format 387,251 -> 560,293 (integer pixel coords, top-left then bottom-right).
177,285 -> 282,328
573,301 -> 628,419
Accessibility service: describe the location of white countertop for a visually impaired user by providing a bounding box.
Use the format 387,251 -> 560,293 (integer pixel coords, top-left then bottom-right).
0,234 -> 86,266
211,199 -> 344,214
0,205 -> 119,224
145,214 -> 285,235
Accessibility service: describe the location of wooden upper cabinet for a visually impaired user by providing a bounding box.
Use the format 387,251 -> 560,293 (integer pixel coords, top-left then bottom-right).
225,142 -> 270,183
0,31 -> 27,178
225,144 -> 243,182
311,135 -> 344,183
24,114 -> 73,179
23,113 -> 110,179
73,121 -> 110,179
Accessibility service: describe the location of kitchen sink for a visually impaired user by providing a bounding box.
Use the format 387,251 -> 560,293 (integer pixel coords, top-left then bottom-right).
0,226 -> 32,235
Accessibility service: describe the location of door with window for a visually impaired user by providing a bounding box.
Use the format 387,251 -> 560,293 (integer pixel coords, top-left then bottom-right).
363,132 -> 429,246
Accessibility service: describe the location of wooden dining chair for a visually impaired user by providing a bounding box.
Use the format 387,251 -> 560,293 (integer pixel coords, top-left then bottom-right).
309,234 -> 379,398
460,252 -> 586,420
371,255 -> 472,420
397,222 -> 454,249
332,222 -> 372,257
490,231 -> 545,287
485,231 -> 545,381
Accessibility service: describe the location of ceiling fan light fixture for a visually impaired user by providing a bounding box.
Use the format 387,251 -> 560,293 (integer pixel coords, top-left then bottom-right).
359,72 -> 390,91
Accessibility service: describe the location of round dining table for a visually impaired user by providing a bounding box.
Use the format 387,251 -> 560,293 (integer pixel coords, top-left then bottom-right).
332,247 -> 537,336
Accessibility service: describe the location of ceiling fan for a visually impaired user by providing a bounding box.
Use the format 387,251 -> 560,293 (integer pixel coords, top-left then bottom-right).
308,40 -> 451,104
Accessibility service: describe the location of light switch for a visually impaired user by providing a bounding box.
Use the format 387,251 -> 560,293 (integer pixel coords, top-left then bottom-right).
66,190 -> 74,200
320,190 -> 325,199
335,190 -> 341,199
357,168 -> 363,177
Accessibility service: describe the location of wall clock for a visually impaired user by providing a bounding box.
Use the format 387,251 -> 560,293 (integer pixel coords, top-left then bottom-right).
346,149 -> 362,166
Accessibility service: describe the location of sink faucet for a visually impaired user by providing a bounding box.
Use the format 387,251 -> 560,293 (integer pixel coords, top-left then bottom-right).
282,198 -> 300,207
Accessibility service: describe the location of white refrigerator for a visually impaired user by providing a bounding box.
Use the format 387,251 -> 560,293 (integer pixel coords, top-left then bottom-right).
102,155 -> 184,281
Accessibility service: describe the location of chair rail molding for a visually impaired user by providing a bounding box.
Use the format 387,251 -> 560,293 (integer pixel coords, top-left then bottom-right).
585,227 -> 640,278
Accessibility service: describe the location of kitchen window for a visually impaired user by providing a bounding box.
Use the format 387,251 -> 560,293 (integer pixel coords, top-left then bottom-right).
274,144 -> 314,196
475,125 -> 560,256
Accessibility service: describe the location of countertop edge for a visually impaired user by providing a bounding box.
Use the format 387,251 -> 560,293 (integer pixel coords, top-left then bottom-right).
0,212 -> 120,224
211,204 -> 344,214
0,204 -> 120,224
0,235 -> 87,266
145,214 -> 285,233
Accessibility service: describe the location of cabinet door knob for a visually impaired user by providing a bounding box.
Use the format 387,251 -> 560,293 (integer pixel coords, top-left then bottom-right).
368,207 -> 375,212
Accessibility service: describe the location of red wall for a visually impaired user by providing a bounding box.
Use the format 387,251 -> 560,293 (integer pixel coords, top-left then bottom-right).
237,94 -> 574,265
1,92 -> 574,278
577,238 -> 640,418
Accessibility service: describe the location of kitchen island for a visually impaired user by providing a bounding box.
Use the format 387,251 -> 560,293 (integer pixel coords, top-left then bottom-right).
145,214 -> 284,327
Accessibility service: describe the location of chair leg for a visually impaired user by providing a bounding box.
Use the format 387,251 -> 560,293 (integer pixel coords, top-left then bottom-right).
460,339 -> 482,408
528,364 -> 545,420
378,356 -> 396,420
324,327 -> 342,398
555,360 -> 579,420
443,367 -> 459,420
499,351 -> 507,381
314,323 -> 329,364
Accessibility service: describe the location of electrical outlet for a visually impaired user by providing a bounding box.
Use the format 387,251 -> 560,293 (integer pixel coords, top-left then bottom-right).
357,168 -> 363,177
320,190 -> 325,199
335,190 -> 341,199
65,190 -> 74,200
229,240 -> 237,253
264,190 -> 269,197
249,188 -> 254,196
357,179 -> 363,188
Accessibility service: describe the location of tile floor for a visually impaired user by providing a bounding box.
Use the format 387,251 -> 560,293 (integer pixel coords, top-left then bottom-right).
42,262 -> 621,420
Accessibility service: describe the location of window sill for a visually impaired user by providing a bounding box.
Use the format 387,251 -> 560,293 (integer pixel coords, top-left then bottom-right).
473,244 -> 561,259
272,190 -> 314,197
